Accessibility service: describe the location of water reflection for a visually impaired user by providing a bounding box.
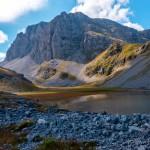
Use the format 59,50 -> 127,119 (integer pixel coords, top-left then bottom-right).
57,92 -> 150,114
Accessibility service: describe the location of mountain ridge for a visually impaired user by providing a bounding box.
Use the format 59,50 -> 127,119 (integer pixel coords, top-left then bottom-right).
1,12 -> 150,89
5,12 -> 150,64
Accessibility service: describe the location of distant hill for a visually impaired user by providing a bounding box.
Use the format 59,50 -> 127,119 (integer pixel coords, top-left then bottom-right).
0,67 -> 37,92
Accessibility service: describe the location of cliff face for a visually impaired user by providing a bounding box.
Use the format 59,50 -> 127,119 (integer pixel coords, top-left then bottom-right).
5,12 -> 150,64
6,22 -> 50,63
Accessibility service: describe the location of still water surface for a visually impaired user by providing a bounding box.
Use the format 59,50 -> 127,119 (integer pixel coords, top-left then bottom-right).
58,92 -> 150,114
30,91 -> 150,114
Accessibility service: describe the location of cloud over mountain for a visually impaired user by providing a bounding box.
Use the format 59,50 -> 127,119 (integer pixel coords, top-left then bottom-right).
0,52 -> 6,62
0,30 -> 8,44
124,22 -> 144,31
72,0 -> 144,31
0,0 -> 48,22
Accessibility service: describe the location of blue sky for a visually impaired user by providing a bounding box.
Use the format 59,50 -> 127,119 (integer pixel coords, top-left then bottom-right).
130,0 -> 150,29
0,0 -> 149,61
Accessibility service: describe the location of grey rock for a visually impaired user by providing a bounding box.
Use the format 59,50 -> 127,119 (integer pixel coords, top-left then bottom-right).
1,93 -> 150,150
37,118 -> 47,125
129,126 -> 143,133
5,12 -> 150,64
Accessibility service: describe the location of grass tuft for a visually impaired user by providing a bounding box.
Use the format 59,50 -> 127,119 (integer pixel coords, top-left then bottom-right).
85,43 -> 141,77
14,120 -> 34,132
37,138 -> 96,150
0,126 -> 27,150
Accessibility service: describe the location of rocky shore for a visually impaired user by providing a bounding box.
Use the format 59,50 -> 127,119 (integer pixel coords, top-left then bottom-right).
0,92 -> 150,150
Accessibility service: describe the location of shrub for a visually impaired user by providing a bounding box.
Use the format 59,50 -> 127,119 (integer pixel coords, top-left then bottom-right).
37,138 -> 96,150
59,72 -> 77,81
15,120 -> 34,132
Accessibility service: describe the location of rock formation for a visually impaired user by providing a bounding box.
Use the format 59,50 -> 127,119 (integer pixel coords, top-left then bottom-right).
5,12 -> 150,64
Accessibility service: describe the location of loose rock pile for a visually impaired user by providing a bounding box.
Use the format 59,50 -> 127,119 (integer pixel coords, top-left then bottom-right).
0,93 -> 150,150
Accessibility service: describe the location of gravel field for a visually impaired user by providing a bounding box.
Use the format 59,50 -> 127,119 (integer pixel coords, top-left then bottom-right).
0,92 -> 150,150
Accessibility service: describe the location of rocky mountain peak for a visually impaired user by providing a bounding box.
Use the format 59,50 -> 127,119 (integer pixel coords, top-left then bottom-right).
5,12 -> 150,64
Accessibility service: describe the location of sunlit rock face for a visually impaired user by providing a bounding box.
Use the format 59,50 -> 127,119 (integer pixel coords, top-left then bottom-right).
5,12 -> 150,64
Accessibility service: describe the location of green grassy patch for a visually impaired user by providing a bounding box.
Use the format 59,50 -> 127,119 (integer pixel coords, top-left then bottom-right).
14,120 -> 34,132
59,72 -> 77,81
85,43 -> 141,77
37,138 -> 96,150
0,125 -> 28,150
17,91 -> 57,96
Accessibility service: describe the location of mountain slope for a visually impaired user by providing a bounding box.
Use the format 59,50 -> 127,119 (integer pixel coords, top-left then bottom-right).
85,42 -> 142,76
35,59 -> 84,86
1,12 -> 150,88
0,67 -> 37,92
1,56 -> 39,81
84,41 -> 150,89
5,12 -> 150,64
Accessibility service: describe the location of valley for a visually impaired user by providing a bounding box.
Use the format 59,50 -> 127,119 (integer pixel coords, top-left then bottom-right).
0,11 -> 150,150
1,12 -> 150,89
19,89 -> 150,114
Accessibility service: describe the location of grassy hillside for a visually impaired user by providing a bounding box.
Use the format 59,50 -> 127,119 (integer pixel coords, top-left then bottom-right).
85,42 -> 142,77
0,67 -> 38,92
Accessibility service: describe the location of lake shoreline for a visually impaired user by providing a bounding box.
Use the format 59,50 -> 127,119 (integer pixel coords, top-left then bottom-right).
17,89 -> 150,114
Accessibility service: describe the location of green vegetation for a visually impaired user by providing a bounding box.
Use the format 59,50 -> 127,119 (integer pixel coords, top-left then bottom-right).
85,43 -> 141,77
0,125 -> 28,150
36,104 -> 49,112
0,67 -> 17,76
18,86 -> 123,96
0,66 -> 38,92
0,119 -> 36,149
0,79 -> 38,92
59,72 -> 77,80
119,44 -> 141,60
14,120 -> 34,132
17,86 -> 128,104
37,137 -> 96,150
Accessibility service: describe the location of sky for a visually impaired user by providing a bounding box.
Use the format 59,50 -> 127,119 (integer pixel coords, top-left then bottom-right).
0,0 -> 149,61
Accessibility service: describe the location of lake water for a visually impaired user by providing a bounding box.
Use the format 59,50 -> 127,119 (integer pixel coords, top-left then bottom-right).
51,92 -> 150,114
28,91 -> 150,114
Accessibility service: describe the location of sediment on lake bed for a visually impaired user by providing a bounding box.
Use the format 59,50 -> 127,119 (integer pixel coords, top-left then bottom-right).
0,92 -> 150,150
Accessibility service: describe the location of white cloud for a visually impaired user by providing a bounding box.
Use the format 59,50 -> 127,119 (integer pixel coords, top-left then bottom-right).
0,52 -> 6,62
124,22 -> 144,31
0,30 -> 8,44
72,0 -> 144,31
0,0 -> 48,22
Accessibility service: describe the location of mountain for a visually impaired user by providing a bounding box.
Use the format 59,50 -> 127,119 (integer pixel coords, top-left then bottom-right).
0,67 -> 37,92
84,41 -> 150,89
5,12 -> 150,64
1,12 -> 150,88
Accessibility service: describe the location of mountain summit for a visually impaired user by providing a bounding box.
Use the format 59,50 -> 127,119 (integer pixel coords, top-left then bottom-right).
5,12 -> 150,64
1,12 -> 150,88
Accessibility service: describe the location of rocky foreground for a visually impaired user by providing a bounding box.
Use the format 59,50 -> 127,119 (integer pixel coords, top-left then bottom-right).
0,92 -> 150,150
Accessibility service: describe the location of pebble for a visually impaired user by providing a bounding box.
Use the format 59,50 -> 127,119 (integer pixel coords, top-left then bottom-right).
37,119 -> 47,125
